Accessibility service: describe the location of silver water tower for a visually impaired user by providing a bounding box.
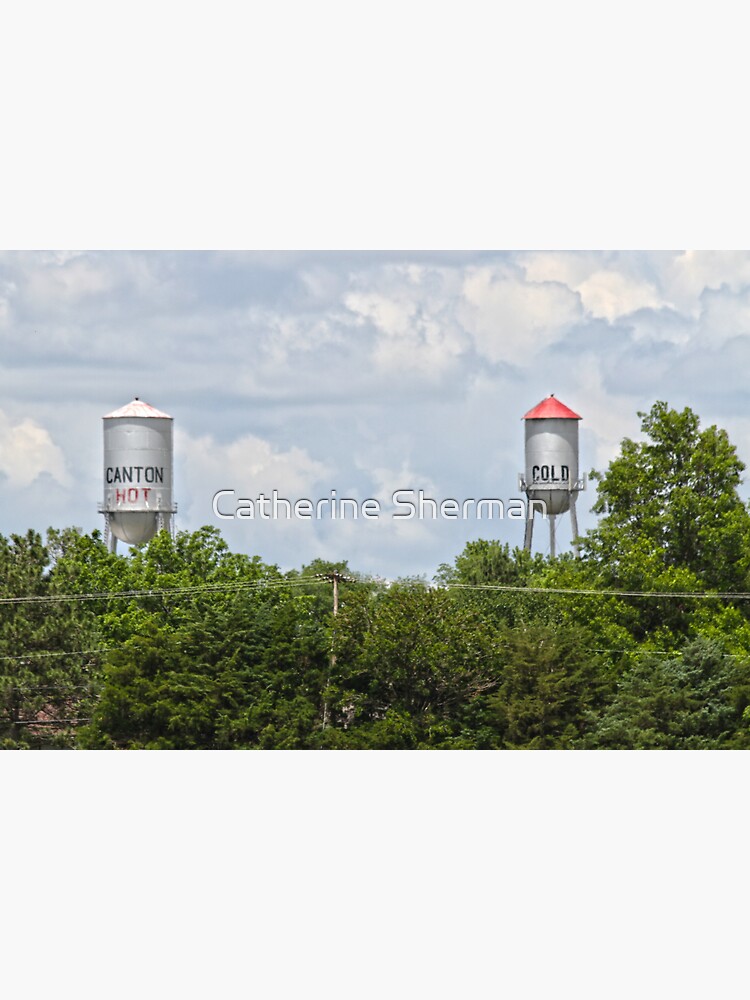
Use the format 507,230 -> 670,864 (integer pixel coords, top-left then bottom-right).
99,398 -> 176,553
519,394 -> 585,556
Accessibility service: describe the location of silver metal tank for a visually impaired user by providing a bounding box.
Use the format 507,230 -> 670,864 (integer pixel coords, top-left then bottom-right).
522,395 -> 581,515
100,398 -> 175,549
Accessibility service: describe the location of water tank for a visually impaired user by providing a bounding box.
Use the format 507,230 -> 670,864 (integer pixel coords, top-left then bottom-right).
101,398 -> 175,547
522,395 -> 581,515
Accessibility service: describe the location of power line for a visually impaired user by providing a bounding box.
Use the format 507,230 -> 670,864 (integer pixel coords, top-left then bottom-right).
2,573 -> 749,608
0,576 -> 328,607
4,718 -> 90,727
0,648 -> 109,662
446,582 -> 750,600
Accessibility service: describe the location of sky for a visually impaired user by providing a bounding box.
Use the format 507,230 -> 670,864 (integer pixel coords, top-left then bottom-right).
2,249 -> 750,579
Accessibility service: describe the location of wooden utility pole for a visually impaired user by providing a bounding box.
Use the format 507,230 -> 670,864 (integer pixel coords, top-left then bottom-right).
314,571 -> 355,729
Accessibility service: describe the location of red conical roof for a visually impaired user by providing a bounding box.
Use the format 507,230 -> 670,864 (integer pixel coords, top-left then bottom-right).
103,398 -> 171,419
523,395 -> 581,420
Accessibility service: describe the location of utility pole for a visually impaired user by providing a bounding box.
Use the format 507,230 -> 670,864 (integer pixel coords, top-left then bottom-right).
314,570 -> 355,614
314,571 -> 355,729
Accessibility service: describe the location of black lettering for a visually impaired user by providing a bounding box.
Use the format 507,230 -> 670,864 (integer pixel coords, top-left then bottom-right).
541,465 -> 549,480
532,465 -> 540,480
109,465 -> 165,485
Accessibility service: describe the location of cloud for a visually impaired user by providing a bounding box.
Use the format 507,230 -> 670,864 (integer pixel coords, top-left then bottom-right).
521,251 -> 665,322
663,251 -> 750,317
362,459 -> 438,510
575,270 -> 662,322
458,264 -> 582,364
697,283 -> 750,346
0,410 -> 70,488
177,428 -> 330,515
344,263 -> 470,379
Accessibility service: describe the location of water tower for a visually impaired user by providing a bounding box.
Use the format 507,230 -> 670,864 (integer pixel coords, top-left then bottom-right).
519,394 -> 585,557
99,398 -> 176,553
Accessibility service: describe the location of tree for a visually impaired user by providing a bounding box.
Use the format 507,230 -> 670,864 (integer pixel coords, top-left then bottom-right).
329,581 -> 504,746
435,540 -> 542,588
487,624 -> 610,749
78,529 -> 330,749
582,637 -> 749,749
0,530 -> 99,748
555,401 -> 750,648
586,401 -> 750,592
435,540 -> 549,628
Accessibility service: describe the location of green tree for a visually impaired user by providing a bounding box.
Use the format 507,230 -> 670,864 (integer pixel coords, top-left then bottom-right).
0,530 -> 99,748
487,624 -> 610,749
582,637 -> 749,749
435,540 -> 549,628
586,401 -> 750,593
435,539 -> 542,588
79,584 -> 331,750
77,528 -> 331,749
330,582 -> 503,747
536,402 -> 750,650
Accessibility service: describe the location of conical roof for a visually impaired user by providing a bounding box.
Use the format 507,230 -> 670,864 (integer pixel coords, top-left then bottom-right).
523,394 -> 581,420
103,398 -> 171,419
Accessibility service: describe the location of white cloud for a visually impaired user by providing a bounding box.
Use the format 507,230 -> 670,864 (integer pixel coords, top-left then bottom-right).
0,410 -> 70,488
0,278 -> 14,327
249,308 -> 347,366
521,251 -> 665,322
343,264 -> 469,378
177,429 -> 330,513
22,254 -> 116,305
697,283 -> 750,346
663,251 -> 750,316
364,460 -> 438,510
575,270 -> 662,321
458,265 -> 582,364
520,251 -> 606,288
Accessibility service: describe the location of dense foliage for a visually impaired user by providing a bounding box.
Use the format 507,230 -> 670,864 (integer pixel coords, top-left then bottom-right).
3,401 -> 750,749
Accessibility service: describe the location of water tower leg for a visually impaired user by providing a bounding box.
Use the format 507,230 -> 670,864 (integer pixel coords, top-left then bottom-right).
157,512 -> 176,539
523,511 -> 534,551
550,514 -> 557,559
569,495 -> 580,555
104,515 -> 117,554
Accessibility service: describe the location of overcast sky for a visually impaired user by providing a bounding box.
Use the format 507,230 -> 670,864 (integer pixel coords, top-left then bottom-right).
2,249 -> 750,579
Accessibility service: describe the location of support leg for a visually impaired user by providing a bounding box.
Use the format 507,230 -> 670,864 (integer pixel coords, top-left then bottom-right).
569,496 -> 580,556
524,512 -> 534,552
105,515 -> 117,554
550,514 -> 556,559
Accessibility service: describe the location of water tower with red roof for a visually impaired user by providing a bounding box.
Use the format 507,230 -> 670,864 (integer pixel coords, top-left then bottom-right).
99,398 -> 177,553
519,394 -> 585,556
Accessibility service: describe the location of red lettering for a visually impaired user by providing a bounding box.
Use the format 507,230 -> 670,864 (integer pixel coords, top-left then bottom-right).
128,488 -> 139,502
116,489 -> 126,503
